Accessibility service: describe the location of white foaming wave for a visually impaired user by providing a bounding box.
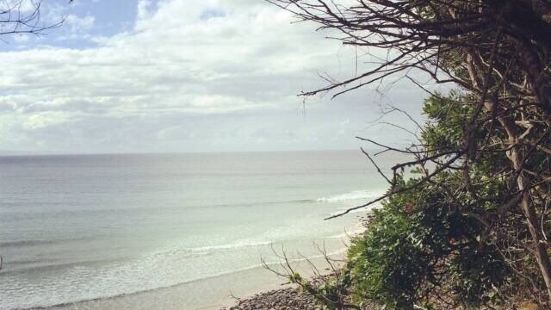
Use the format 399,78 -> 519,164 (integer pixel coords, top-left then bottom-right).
138,239 -> 274,261
1,242 -> 347,310
186,239 -> 273,253
328,202 -> 382,218
1,239 -> 274,310
326,225 -> 366,240
316,189 -> 384,203
316,189 -> 385,218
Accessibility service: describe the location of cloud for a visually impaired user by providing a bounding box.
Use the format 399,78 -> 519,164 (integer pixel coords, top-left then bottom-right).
136,0 -> 153,21
65,14 -> 96,33
0,0 -> 426,153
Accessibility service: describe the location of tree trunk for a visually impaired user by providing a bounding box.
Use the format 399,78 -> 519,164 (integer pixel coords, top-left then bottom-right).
466,49 -> 551,301
487,98 -> 551,301
508,145 -> 551,301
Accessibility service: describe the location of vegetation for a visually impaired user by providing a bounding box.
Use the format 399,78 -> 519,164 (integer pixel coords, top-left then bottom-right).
345,93 -> 530,308
269,0 -> 551,308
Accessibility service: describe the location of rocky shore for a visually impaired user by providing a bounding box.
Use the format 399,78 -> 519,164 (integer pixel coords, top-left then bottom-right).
222,287 -> 319,310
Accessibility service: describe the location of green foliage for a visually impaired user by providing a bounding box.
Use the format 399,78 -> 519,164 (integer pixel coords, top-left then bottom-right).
345,93 -> 516,309
347,182 -> 430,309
270,0 -> 550,306
282,89 -> 546,309
347,174 -> 510,308
287,270 -> 352,310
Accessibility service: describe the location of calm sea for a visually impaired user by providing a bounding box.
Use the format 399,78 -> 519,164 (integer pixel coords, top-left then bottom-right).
0,150 -> 393,309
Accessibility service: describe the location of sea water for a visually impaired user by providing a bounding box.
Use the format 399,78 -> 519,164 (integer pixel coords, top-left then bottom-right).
0,150 -> 395,309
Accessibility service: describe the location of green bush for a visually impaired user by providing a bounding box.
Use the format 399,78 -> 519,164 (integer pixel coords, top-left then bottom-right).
348,184 -> 425,308
344,93 -> 518,309
289,91 -> 541,309
347,175 -> 510,309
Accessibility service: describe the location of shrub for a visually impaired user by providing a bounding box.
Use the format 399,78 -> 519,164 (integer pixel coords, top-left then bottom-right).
346,165 -> 512,309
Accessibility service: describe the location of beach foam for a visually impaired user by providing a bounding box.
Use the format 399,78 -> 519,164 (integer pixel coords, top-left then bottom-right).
316,189 -> 384,203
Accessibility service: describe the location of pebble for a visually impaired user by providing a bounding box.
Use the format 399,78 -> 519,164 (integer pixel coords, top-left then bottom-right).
222,287 -> 320,310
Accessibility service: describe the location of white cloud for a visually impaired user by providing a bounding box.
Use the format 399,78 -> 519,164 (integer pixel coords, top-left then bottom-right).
136,0 -> 152,20
9,0 -> 39,14
65,14 -> 95,33
22,111 -> 71,130
0,0 -> 426,153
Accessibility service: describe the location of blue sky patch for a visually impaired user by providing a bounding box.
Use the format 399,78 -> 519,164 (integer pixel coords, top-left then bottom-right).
199,8 -> 226,21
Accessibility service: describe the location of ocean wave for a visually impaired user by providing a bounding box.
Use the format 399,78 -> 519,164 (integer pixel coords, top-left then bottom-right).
2,257 -> 131,277
2,240 -> 274,277
0,236 -> 92,249
316,190 -> 384,203
323,191 -> 385,218
328,203 -> 381,218
5,246 -> 348,310
326,225 -> 366,240
186,240 -> 273,253
0,239 -> 64,248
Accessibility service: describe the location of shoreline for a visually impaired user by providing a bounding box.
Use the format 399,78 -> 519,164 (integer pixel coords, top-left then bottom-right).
219,262 -> 340,310
220,216 -> 372,310
6,228 -> 363,310
219,229 -> 369,309
40,242 -> 355,310
4,213 -> 370,310
221,287 -> 319,310
216,245 -> 351,308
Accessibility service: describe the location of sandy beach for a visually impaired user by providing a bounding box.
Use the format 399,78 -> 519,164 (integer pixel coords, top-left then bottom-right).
46,250 -> 349,310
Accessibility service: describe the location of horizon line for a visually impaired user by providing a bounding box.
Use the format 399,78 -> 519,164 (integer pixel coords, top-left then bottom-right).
0,148 -> 373,157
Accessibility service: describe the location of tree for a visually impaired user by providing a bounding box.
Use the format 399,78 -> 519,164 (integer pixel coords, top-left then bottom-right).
346,92 -> 543,308
269,0 -> 551,304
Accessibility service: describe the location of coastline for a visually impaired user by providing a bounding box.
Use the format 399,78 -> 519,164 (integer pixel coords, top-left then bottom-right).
219,254 -> 347,310
221,216 -> 373,310
7,218 -> 367,310
222,287 -> 318,310
220,226 -> 370,310
44,245 -> 353,310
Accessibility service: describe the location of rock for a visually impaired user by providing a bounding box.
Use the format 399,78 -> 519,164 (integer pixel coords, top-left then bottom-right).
223,287 -> 320,310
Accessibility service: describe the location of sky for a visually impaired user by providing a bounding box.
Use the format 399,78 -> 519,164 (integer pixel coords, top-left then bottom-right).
0,0 -> 431,154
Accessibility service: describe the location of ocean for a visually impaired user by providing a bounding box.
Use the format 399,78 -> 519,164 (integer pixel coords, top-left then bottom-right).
0,150 -> 393,309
